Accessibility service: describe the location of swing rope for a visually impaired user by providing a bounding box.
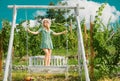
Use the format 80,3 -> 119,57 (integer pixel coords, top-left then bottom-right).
65,9 -> 68,56
25,9 -> 30,73
65,7 -> 69,77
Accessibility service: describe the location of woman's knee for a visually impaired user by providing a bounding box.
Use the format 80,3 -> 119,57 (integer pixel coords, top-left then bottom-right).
43,49 -> 48,54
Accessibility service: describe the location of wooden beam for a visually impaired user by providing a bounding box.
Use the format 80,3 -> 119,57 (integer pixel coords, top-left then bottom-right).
8,5 -> 84,9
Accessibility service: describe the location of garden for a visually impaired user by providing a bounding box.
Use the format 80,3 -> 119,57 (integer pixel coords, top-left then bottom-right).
0,2 -> 120,81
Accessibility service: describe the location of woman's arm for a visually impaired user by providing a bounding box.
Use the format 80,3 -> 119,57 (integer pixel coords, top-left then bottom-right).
27,28 -> 39,35
52,30 -> 67,36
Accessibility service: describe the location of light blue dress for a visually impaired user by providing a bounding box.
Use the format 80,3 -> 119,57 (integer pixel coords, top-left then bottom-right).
39,27 -> 54,49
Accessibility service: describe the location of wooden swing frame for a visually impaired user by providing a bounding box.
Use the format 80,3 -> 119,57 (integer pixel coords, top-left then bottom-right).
3,4 -> 90,81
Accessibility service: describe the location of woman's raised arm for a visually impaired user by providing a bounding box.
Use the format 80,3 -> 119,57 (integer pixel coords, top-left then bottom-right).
27,28 -> 39,35
52,30 -> 68,36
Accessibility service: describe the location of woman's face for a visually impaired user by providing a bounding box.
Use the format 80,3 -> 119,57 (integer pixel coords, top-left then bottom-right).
43,20 -> 50,28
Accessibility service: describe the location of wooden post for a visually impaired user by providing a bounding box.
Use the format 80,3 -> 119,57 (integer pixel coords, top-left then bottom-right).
70,19 -> 72,33
0,32 -> 2,74
90,16 -> 95,80
83,23 -> 88,60
75,4 -> 90,81
3,5 -> 17,81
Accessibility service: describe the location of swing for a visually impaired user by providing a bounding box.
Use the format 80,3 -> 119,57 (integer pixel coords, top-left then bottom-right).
28,56 -> 68,74
4,5 -> 90,81
24,10 -> 69,77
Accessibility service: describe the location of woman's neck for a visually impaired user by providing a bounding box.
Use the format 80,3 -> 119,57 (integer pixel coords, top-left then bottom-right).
44,26 -> 50,31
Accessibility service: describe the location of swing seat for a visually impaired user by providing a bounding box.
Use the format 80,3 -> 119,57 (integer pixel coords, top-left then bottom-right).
28,55 -> 68,74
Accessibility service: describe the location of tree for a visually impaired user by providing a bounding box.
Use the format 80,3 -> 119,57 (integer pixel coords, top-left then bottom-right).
1,20 -> 11,57
46,2 -> 56,19
91,3 -> 119,79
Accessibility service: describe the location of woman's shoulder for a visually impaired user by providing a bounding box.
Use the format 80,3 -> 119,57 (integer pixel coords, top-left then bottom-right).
40,27 -> 46,30
38,27 -> 44,32
50,29 -> 55,33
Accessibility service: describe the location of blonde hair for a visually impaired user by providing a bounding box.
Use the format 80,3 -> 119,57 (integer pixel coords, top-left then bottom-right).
42,18 -> 51,27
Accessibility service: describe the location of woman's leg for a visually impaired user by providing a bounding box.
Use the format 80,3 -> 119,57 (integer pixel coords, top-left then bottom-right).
47,49 -> 52,66
43,49 -> 49,66
43,49 -> 52,66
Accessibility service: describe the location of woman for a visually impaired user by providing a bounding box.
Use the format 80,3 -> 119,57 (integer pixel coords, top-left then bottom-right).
27,18 -> 67,66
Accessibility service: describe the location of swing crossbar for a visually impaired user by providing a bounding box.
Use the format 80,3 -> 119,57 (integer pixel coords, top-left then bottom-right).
28,55 -> 68,74
8,5 -> 84,9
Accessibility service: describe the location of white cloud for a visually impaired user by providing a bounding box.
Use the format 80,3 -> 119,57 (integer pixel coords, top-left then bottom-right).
21,10 -> 46,28
27,0 -> 120,28
20,10 -> 45,28
33,10 -> 46,17
62,0 -> 120,26
22,20 -> 40,28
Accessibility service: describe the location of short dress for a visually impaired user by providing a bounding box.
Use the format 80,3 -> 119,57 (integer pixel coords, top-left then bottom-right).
38,27 -> 54,49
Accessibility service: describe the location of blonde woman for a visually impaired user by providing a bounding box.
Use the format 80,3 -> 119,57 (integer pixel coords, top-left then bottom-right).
27,18 -> 67,66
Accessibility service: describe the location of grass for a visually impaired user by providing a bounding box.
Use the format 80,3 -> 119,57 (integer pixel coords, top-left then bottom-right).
11,71 -> 120,81
12,71 -> 80,81
52,48 -> 78,56
13,48 -> 78,65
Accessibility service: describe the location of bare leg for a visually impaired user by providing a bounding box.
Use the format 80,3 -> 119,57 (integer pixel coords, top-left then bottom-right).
47,49 -> 52,66
43,49 -> 52,66
43,49 -> 49,66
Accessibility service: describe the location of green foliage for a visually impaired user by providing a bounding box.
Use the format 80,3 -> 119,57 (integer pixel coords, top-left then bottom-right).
51,22 -> 78,50
14,25 -> 42,57
112,28 -> 120,68
46,2 -> 56,19
1,20 -> 11,57
92,3 -> 119,79
14,24 -> 28,58
1,19 -> 78,58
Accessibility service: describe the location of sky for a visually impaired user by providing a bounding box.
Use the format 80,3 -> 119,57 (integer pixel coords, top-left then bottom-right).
0,0 -> 120,29
0,0 -> 58,29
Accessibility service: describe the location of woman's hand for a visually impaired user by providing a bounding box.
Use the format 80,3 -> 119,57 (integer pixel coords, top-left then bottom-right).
62,30 -> 68,34
26,28 -> 30,32
52,30 -> 68,36
25,27 -> 29,32
26,28 -> 39,34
